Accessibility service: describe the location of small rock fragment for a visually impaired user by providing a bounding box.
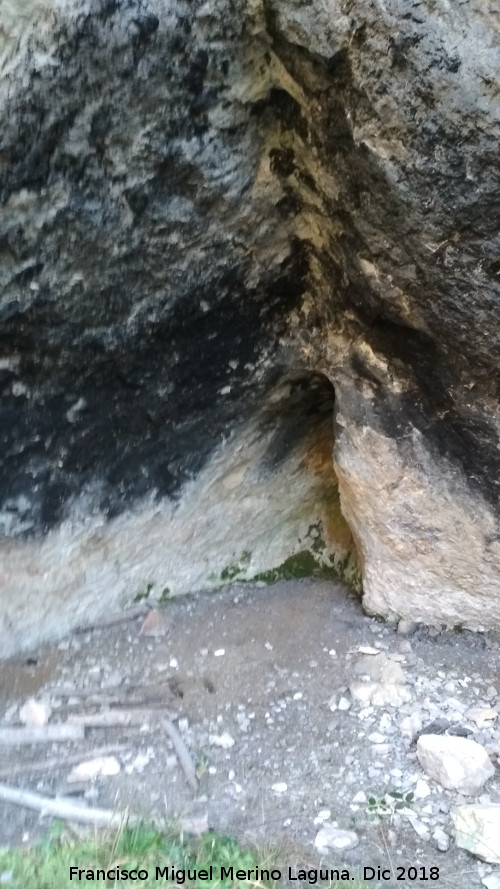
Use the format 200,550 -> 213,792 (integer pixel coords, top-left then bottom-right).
209,732 -> 235,749
432,828 -> 450,852
350,680 -> 411,706
19,698 -> 52,727
139,610 -> 173,637
67,756 -> 121,783
313,809 -> 331,824
271,782 -> 287,794
452,805 -> 500,864
466,707 -> 497,727
405,813 -> 431,841
400,712 -> 423,740
414,778 -> 431,799
368,731 -> 386,744
338,696 -> 351,711
417,735 -> 494,794
397,619 -> 418,636
314,823 -> 359,852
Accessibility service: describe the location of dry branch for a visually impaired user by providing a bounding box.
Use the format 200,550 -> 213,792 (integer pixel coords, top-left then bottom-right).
0,782 -> 135,828
0,725 -> 85,746
161,718 -> 197,792
67,709 -> 164,728
0,782 -> 208,835
0,744 -> 129,780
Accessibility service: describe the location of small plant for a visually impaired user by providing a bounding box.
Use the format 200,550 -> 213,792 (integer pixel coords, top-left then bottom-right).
367,790 -> 415,821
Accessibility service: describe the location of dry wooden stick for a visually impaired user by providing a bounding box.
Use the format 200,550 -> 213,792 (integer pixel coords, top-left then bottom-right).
0,744 -> 129,780
0,783 -> 208,835
0,725 -> 85,746
67,709 -> 164,728
161,718 -> 197,792
0,782 -> 136,828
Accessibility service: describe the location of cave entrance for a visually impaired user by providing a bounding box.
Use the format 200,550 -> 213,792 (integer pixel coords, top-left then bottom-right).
251,370 -> 361,592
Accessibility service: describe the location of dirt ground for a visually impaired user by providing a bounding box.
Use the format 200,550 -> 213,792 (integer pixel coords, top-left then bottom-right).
1,578 -> 499,887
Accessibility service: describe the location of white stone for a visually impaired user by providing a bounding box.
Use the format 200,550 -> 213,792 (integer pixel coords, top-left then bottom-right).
271,782 -> 287,794
67,756 -> 121,782
452,805 -> 500,864
208,732 -> 235,749
400,712 -> 423,739
368,731 -> 386,744
350,680 -> 411,707
417,735 -> 495,794
414,778 -> 432,799
466,707 -> 497,727
313,809 -> 331,824
432,828 -> 450,852
338,696 -> 351,711
314,823 -> 359,852
405,813 -> 431,841
19,697 -> 51,727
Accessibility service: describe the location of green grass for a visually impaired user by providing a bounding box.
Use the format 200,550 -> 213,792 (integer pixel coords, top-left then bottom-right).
0,824 -> 375,888
0,825 -> 263,889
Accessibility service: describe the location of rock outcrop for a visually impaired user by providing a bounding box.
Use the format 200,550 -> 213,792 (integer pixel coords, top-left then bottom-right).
0,0 -> 499,653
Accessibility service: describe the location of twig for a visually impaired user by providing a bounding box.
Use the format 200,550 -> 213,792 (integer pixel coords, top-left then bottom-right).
161,718 -> 197,793
67,709 -> 167,728
0,783 -> 136,828
0,744 -> 129,780
0,783 -> 208,835
0,725 -> 85,746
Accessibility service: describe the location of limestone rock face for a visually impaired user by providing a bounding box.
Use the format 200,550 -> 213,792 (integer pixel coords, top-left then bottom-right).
0,0 -> 499,652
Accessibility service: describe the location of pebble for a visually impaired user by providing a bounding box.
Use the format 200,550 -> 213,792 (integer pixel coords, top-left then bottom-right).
313,809 -> 331,824
209,732 -> 235,749
397,619 -> 418,636
414,778 -> 431,799
432,827 -> 450,852
314,824 -> 359,852
19,698 -> 52,727
139,610 -> 172,637
271,783 -> 287,794
368,732 -> 386,744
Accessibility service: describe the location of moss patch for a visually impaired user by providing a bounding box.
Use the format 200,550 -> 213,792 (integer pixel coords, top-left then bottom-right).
218,524 -> 362,593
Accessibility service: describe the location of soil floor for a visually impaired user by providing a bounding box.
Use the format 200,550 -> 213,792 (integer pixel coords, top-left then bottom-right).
1,578 -> 499,887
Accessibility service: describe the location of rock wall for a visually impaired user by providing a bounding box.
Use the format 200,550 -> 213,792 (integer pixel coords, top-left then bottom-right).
0,0 -> 499,653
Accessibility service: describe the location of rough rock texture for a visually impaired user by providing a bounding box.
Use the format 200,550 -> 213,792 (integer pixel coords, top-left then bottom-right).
0,0 -> 499,652
416,734 -> 495,795
452,805 -> 500,864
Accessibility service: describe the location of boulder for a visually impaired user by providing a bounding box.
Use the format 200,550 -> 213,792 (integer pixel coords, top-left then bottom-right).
417,734 -> 495,795
452,805 -> 500,864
